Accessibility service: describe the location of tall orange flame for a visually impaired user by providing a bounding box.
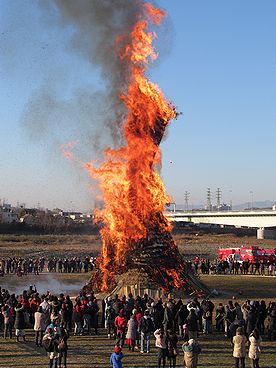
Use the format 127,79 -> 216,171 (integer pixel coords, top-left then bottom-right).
85,3 -> 178,291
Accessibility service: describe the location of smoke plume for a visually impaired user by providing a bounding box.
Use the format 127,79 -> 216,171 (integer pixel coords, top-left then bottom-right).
22,0 -> 144,153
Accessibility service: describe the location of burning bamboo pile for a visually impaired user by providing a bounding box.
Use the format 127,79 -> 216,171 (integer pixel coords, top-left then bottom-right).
82,2 -> 208,296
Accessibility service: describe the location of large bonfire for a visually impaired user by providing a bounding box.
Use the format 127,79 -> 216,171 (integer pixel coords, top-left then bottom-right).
83,2 -> 204,295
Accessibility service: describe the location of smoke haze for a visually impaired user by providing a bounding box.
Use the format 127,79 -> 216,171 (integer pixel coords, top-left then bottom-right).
22,0 -> 143,155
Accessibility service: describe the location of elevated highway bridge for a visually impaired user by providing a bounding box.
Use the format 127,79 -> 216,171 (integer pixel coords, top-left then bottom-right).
165,210 -> 276,239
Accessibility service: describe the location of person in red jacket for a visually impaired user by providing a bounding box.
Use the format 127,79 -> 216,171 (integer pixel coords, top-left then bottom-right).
30,294 -> 41,325
114,309 -> 127,348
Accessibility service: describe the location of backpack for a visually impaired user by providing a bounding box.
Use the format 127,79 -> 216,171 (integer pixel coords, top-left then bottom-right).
58,338 -> 66,351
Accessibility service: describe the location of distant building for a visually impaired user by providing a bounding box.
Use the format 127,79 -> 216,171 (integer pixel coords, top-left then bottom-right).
0,211 -> 18,224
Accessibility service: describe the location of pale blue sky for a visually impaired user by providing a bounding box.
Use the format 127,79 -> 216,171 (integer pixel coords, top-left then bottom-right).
0,0 -> 276,211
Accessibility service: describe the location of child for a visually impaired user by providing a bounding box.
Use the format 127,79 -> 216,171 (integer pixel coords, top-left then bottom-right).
183,321 -> 189,341
110,346 -> 124,368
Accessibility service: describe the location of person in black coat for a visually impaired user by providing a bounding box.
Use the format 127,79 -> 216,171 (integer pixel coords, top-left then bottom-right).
166,329 -> 178,368
175,304 -> 189,337
268,308 -> 276,341
140,310 -> 154,353
58,326 -> 69,368
14,303 -> 26,342
246,308 -> 257,337
257,300 -> 267,334
186,309 -> 199,340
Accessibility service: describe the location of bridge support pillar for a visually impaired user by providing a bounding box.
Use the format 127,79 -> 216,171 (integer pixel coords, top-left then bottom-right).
257,227 -> 276,240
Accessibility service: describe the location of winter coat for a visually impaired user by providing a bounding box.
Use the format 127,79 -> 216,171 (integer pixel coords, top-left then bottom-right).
42,332 -> 59,353
72,308 -> 82,323
163,307 -> 174,329
125,297 -> 135,314
225,307 -> 236,323
154,329 -> 167,349
30,299 -> 40,315
268,311 -> 276,331
34,311 -> 46,331
40,300 -> 51,315
235,306 -> 243,321
2,308 -> 12,325
248,335 -> 261,359
202,300 -> 214,320
167,334 -> 178,358
125,316 -> 138,340
110,352 -> 124,368
182,342 -> 201,368
140,315 -> 154,334
113,301 -> 123,316
14,306 -> 25,330
58,327 -> 69,351
175,305 -> 189,326
246,310 -> 257,335
114,315 -> 127,333
233,334 -> 247,358
187,312 -> 199,332
105,306 -> 116,324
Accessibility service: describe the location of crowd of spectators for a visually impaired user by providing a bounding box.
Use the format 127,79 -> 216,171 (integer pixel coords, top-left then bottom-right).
0,256 -> 97,277
189,257 -> 276,276
0,284 -> 275,368
1,255 -> 276,279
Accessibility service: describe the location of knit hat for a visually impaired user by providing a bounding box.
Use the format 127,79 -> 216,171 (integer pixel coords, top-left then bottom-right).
114,346 -> 121,353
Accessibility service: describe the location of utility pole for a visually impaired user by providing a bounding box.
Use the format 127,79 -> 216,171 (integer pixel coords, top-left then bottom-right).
250,191 -> 253,210
216,188 -> 221,211
206,188 -> 212,211
229,190 -> 232,210
184,191 -> 190,211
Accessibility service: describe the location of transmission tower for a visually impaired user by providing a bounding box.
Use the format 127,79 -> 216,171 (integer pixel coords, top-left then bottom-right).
206,188 -> 212,211
216,188 -> 221,210
184,191 -> 190,211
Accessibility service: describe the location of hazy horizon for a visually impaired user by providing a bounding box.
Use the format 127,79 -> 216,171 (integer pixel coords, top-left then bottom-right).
1,0 -> 275,211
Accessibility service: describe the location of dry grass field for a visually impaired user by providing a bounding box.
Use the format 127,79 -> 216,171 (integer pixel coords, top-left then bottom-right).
0,233 -> 276,367
0,232 -> 275,260
0,234 -> 102,259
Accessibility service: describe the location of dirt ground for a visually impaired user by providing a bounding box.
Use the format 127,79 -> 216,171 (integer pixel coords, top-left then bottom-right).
0,325 -> 275,368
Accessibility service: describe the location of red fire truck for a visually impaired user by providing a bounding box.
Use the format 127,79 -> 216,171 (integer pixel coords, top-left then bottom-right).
218,246 -> 276,263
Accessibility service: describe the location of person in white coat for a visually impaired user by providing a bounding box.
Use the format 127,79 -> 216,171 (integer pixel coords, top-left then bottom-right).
248,328 -> 262,368
232,327 -> 246,368
34,306 -> 46,346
